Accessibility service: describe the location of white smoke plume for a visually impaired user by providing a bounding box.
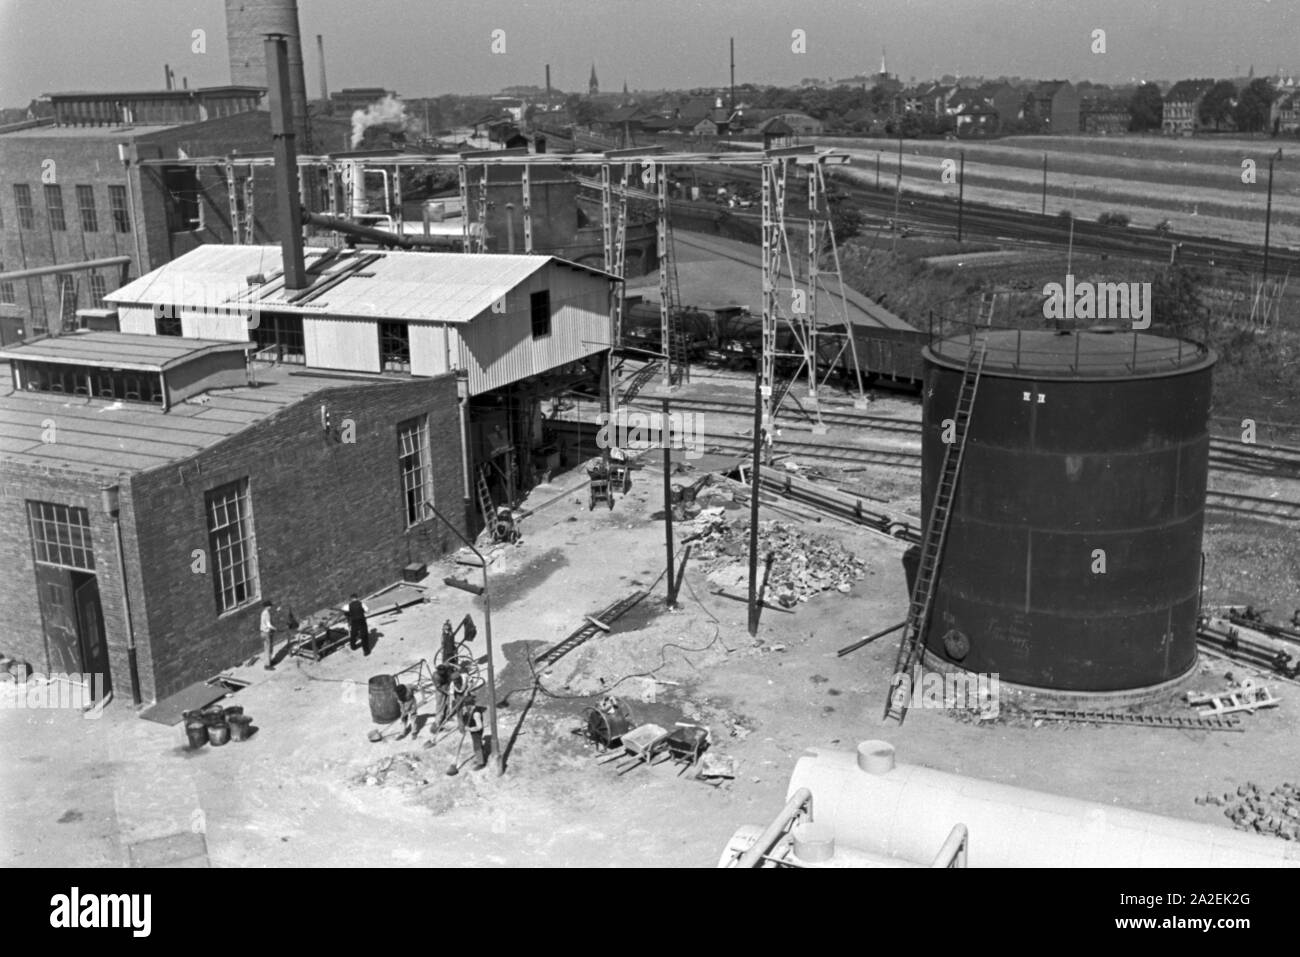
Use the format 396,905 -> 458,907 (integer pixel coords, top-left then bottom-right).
351,95 -> 411,148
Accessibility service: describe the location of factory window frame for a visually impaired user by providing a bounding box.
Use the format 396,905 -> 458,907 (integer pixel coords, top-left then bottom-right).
379,321 -> 411,372
155,311 -> 183,336
250,313 -> 305,364
14,184 -> 34,229
44,185 -> 66,231
27,501 -> 96,572
0,261 -> 14,305
87,274 -> 107,307
76,185 -> 98,232
206,478 -> 259,614
163,165 -> 203,231
26,278 -> 47,333
530,290 -> 551,339
108,185 -> 131,233
397,416 -> 434,527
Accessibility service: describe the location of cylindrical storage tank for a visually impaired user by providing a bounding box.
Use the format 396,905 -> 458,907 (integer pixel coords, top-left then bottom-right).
789,742 -> 1300,868
921,329 -> 1215,693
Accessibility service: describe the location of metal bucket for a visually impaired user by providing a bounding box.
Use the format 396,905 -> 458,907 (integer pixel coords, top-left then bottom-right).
207,722 -> 230,746
228,714 -> 253,742
184,721 -> 208,749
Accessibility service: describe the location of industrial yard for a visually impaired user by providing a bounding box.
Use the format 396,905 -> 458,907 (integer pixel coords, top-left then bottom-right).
3,0 -> 1300,884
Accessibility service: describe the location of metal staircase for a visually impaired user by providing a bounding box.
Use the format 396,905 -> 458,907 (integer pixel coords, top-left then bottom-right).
883,342 -> 987,724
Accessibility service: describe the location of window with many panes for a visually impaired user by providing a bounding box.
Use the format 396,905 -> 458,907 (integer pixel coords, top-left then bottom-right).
26,278 -> 47,332
76,185 -> 98,232
0,260 -> 14,305
13,184 -> 34,229
108,185 -> 130,233
250,313 -> 305,363
206,479 -> 259,613
530,289 -> 551,338
379,321 -> 411,372
87,274 -> 106,307
155,311 -> 183,336
27,501 -> 95,571
44,184 -> 66,231
397,416 -> 434,527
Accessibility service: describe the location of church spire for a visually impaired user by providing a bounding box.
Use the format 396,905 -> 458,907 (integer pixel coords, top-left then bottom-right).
589,63 -> 599,95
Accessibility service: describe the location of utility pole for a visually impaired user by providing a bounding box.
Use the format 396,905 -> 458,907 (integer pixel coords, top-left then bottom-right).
1041,152 -> 1048,216
662,397 -> 678,608
1264,148 -> 1283,284
747,373 -> 763,635
956,149 -> 965,243
1067,181 -> 1077,275
893,131 -> 903,253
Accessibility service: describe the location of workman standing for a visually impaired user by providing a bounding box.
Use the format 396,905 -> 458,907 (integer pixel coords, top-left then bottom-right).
345,593 -> 371,656
440,619 -> 457,664
459,694 -> 488,771
260,600 -> 277,670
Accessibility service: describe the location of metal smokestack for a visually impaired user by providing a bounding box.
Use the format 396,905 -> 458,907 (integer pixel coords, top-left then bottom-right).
545,64 -> 551,105
316,34 -> 330,113
265,33 -> 307,293
730,37 -> 735,113
164,64 -> 173,90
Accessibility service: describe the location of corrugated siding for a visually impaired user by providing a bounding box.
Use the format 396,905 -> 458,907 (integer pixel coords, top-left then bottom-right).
459,262 -> 611,395
118,305 -> 156,335
305,316 -> 380,373
410,322 -> 454,377
181,309 -> 248,341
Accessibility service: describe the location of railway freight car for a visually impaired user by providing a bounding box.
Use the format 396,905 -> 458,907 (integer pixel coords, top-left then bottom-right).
617,298 -> 928,390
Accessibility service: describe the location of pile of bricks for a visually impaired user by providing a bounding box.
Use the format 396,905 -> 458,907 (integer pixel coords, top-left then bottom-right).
1198,782 -> 1300,840
687,516 -> 869,606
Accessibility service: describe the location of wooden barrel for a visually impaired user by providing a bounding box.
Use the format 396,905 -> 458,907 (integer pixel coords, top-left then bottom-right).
368,675 -> 401,724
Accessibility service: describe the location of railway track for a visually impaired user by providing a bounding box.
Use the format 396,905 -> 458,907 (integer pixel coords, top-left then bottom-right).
1204,490 -> 1300,524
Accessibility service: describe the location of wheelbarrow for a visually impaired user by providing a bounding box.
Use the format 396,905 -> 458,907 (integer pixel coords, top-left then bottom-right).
596,722 -> 672,775
663,723 -> 711,776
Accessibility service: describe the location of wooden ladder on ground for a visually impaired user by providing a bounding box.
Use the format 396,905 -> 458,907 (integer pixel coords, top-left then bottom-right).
474,465 -> 495,533
883,341 -> 987,725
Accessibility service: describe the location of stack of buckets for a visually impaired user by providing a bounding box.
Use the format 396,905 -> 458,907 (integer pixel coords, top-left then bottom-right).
184,704 -> 254,749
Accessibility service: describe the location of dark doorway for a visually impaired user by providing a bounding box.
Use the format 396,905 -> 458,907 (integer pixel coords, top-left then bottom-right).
73,572 -> 112,700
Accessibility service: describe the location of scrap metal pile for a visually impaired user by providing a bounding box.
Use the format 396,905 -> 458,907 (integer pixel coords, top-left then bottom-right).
685,514 -> 869,606
1198,782 -> 1300,841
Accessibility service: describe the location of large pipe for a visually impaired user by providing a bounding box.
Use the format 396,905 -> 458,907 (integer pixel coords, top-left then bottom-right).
0,256 -> 132,284
786,740 -> 1300,867
101,485 -> 141,707
265,34 -> 307,292
303,211 -> 413,248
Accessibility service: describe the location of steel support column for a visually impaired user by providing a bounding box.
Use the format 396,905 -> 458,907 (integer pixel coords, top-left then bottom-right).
657,162 -> 671,386
458,163 -> 470,252
522,164 -> 532,253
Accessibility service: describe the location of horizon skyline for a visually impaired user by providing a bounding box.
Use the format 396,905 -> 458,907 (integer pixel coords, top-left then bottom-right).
2,0 -> 1300,106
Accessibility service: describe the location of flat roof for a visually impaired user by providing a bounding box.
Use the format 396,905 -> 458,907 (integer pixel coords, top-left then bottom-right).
0,331 -> 250,372
0,365 -> 377,478
925,329 -> 1216,379
107,245 -> 618,324
0,124 -> 176,139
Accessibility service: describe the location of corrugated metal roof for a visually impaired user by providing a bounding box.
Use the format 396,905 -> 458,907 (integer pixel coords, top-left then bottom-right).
0,366 -> 367,478
107,245 -> 617,325
0,331 -> 249,370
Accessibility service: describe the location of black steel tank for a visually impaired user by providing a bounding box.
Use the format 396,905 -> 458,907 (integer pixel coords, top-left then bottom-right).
920,329 -> 1216,692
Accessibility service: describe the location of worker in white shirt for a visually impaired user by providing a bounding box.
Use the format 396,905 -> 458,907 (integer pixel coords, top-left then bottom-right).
260,600 -> 277,670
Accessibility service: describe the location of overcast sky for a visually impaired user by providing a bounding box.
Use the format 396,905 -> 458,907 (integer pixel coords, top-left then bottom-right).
2,0 -> 1298,106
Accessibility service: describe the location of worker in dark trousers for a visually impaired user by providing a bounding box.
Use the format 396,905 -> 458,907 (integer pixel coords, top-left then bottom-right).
345,593 -> 371,655
459,694 -> 487,771
260,600 -> 277,670
440,619 -> 457,665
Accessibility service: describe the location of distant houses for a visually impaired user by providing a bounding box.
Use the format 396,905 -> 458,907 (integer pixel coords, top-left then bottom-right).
1161,79 -> 1216,135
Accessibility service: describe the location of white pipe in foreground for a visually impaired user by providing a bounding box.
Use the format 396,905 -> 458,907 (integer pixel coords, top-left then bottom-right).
786,740 -> 1300,868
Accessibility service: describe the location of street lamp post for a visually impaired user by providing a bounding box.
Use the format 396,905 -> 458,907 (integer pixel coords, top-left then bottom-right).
425,502 -> 504,776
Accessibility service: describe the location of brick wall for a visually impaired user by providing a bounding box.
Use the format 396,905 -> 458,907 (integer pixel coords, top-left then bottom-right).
0,373 -> 465,705
127,373 -> 465,700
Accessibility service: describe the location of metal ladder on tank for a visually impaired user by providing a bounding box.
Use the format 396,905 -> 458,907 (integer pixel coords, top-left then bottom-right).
883,341 -> 987,725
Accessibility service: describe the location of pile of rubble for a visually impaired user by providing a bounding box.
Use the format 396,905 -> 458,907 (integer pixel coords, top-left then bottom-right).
1197,782 -> 1300,840
356,752 -> 430,789
685,515 -> 869,606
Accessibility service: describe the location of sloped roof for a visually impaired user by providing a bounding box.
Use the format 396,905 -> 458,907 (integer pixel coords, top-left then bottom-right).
107,245 -> 617,324
0,331 -> 248,372
759,116 -> 795,134
1166,79 -> 1216,101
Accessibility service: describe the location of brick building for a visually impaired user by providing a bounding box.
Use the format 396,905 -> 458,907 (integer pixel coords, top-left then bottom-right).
1028,80 -> 1081,133
1162,79 -> 1215,135
0,331 -> 464,704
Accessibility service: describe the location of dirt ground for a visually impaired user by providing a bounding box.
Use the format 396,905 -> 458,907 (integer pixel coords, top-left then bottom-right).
3,383 -> 1298,868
